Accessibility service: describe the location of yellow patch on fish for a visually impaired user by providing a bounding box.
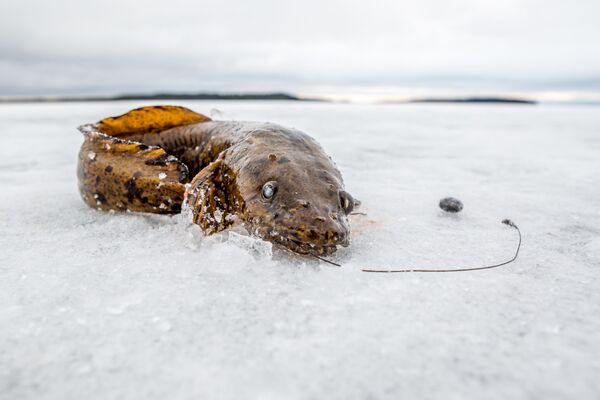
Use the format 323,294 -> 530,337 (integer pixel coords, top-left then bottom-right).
96,105 -> 210,137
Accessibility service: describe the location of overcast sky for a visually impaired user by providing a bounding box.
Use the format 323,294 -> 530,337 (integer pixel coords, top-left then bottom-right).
1,0 -> 599,101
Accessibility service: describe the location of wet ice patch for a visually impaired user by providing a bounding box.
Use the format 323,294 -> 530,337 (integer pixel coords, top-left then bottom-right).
227,230 -> 273,258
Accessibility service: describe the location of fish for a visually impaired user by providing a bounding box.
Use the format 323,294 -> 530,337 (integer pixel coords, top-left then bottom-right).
77,105 -> 358,256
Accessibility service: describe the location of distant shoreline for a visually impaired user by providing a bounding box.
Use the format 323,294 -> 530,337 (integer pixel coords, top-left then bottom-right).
0,92 -> 538,105
0,92 -> 320,104
403,97 -> 537,105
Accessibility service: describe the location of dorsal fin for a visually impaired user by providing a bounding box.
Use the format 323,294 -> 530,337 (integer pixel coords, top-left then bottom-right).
95,105 -> 210,137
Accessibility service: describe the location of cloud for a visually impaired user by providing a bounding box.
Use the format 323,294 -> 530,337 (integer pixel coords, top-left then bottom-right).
1,0 -> 599,97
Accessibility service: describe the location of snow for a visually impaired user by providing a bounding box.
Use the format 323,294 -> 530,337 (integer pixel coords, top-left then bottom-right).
1,101 -> 599,399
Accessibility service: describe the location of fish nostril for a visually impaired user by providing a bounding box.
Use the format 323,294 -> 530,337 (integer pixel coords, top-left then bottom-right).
315,216 -> 326,223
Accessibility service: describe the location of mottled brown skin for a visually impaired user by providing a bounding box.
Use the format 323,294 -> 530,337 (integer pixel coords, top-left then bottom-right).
78,106 -> 356,256
77,132 -> 188,213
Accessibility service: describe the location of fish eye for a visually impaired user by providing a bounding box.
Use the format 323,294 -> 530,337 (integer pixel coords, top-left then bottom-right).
261,181 -> 277,201
339,191 -> 354,214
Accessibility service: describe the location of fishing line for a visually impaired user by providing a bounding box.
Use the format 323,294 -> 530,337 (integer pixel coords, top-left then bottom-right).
362,219 -> 521,273
315,219 -> 521,273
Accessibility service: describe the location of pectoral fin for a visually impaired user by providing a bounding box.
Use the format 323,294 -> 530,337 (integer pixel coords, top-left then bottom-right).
185,157 -> 245,234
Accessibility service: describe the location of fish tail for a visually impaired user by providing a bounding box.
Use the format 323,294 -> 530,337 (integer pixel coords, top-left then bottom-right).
77,105 -> 210,214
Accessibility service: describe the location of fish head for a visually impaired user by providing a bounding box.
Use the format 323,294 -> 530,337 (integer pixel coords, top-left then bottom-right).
232,126 -> 355,256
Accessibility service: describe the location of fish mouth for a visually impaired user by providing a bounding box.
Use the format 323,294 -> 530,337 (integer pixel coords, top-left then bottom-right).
251,224 -> 348,257
272,236 -> 342,256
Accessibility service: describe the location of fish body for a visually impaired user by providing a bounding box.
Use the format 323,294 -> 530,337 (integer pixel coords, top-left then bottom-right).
77,106 -> 356,255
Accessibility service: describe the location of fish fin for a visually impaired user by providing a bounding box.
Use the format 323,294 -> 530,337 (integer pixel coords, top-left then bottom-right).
77,105 -> 209,214
94,105 -> 210,137
77,131 -> 188,213
186,157 -> 245,234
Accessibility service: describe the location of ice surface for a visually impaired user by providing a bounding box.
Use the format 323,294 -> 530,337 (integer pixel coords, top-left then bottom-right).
1,101 -> 599,399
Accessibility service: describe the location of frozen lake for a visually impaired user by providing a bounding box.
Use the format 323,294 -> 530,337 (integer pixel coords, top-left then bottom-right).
1,101 -> 599,399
